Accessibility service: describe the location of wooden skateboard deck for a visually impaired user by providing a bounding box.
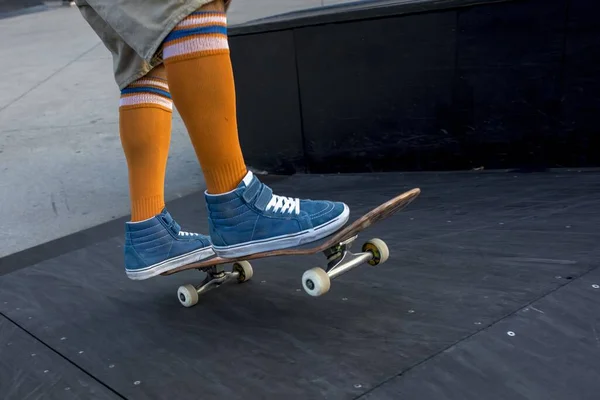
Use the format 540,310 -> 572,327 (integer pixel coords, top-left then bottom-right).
162,187 -> 421,276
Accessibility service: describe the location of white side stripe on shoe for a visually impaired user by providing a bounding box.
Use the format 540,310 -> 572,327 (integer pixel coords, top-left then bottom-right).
266,194 -> 300,215
178,231 -> 199,237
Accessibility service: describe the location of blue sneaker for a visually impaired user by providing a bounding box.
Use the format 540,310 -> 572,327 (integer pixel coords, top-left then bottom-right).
124,208 -> 215,280
205,171 -> 350,258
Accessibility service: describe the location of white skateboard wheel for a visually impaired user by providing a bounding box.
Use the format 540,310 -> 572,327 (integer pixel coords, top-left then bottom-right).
177,284 -> 199,307
362,238 -> 390,266
233,261 -> 253,283
302,267 -> 331,297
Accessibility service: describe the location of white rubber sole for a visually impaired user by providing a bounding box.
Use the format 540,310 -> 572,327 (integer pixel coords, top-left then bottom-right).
212,204 -> 350,259
126,246 -> 215,280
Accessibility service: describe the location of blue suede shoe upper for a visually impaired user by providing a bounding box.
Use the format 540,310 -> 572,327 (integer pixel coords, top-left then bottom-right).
205,172 -> 347,248
124,208 -> 212,271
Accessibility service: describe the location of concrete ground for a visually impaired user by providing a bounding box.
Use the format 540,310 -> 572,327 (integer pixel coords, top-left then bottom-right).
0,0 -> 356,258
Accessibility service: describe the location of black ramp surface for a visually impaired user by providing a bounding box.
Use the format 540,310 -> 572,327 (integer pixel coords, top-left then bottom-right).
0,316 -> 119,400
363,267 -> 600,400
0,171 -> 599,399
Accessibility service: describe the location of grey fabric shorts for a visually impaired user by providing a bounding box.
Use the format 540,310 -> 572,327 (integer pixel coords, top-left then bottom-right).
75,0 -> 219,90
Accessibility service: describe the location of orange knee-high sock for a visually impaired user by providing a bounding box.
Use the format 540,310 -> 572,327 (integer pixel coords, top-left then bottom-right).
162,9 -> 247,194
119,76 -> 172,221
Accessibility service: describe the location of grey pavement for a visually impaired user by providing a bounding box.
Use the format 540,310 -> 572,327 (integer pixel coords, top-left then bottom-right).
0,0 -> 356,258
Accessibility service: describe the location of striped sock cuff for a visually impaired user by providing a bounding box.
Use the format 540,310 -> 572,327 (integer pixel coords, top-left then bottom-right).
119,77 -> 173,111
162,11 -> 229,63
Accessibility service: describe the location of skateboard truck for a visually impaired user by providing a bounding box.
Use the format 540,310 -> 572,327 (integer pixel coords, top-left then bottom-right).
176,236 -> 389,307
301,236 -> 389,297
176,262 -> 253,308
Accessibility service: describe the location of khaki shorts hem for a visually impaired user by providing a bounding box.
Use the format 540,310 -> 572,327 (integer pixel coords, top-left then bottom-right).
117,0 -> 214,89
77,0 -> 216,90
140,0 -> 214,62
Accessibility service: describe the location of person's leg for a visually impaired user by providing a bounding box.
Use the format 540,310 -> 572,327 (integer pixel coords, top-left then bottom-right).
119,65 -> 172,222
161,0 -> 350,258
162,2 -> 245,194
75,1 -> 216,280
119,65 -> 215,280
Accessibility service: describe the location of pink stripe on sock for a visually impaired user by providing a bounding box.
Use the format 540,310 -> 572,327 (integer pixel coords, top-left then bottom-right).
163,35 -> 229,60
120,94 -> 173,110
177,14 -> 227,28
133,79 -> 169,91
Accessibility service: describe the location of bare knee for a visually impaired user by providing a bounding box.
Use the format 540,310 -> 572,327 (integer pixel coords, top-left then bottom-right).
146,64 -> 167,81
199,0 -> 225,12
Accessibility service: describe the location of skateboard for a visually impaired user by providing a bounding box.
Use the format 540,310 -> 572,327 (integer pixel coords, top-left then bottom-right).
163,188 -> 421,307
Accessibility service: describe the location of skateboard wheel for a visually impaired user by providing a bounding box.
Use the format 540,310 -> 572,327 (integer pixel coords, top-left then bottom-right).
302,267 -> 331,297
177,284 -> 199,308
362,238 -> 389,266
233,261 -> 253,283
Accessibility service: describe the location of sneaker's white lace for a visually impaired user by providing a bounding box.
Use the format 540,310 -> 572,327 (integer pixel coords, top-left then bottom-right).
266,194 -> 300,215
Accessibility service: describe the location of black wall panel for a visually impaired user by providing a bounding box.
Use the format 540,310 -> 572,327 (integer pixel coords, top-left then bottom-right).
295,12 -> 457,172
453,0 -> 566,170
560,0 -> 600,167
229,31 -> 306,174
0,0 -> 43,15
229,0 -> 600,174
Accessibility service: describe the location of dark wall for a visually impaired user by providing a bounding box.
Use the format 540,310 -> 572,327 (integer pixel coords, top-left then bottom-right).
296,11 -> 457,172
0,0 -> 44,15
229,0 -> 600,174
230,31 -> 305,174
453,0 -> 566,170
562,0 -> 600,167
